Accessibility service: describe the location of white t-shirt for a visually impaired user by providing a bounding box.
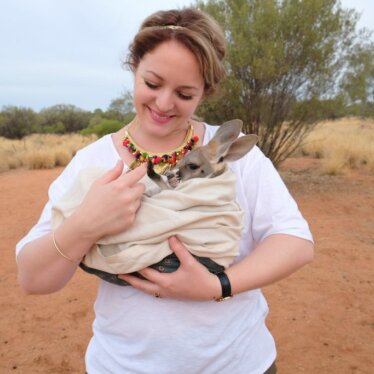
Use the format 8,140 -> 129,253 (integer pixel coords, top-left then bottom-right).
16,124 -> 313,374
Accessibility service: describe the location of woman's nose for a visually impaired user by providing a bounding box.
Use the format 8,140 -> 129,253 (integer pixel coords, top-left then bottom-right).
155,90 -> 174,113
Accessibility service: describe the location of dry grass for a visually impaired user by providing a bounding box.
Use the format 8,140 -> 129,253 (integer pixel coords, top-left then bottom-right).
0,134 -> 97,173
1,118 -> 373,175
300,117 -> 374,174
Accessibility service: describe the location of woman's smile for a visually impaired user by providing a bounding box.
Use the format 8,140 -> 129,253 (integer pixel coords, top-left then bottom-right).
147,106 -> 175,125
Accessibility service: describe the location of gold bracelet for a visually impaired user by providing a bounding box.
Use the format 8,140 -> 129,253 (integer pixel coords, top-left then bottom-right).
52,231 -> 76,262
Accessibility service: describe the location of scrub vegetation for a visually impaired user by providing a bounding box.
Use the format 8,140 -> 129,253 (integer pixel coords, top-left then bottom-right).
0,133 -> 96,172
300,117 -> 374,174
1,117 -> 373,175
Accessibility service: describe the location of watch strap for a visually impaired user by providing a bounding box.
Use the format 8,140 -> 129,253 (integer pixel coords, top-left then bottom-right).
215,271 -> 233,302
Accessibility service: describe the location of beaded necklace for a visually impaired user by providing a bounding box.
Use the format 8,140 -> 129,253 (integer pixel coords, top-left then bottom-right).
122,123 -> 199,175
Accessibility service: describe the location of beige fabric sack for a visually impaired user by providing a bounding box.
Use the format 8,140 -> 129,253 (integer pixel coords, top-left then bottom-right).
51,167 -> 243,274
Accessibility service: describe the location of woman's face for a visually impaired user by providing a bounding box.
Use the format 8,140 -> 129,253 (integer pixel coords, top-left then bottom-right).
132,40 -> 205,139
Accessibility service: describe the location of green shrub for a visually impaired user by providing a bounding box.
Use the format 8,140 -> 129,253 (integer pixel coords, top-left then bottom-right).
40,121 -> 66,134
81,119 -> 123,137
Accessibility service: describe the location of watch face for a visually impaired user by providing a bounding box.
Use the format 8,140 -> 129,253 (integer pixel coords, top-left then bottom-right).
215,295 -> 233,302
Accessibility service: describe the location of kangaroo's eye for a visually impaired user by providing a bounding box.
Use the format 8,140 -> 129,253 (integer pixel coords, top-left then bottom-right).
187,163 -> 199,170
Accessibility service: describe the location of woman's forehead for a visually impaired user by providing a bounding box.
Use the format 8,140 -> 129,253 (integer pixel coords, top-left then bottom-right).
137,41 -> 204,87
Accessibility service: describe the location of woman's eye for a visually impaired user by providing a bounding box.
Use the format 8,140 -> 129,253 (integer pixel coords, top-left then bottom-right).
145,80 -> 192,100
178,92 -> 193,101
145,81 -> 158,89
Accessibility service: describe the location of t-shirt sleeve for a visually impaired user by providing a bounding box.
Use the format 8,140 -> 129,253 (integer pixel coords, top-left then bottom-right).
239,147 -> 313,244
15,153 -> 80,257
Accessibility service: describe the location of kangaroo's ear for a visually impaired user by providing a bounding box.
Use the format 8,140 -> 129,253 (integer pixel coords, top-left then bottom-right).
207,119 -> 243,159
220,134 -> 258,162
212,119 -> 243,145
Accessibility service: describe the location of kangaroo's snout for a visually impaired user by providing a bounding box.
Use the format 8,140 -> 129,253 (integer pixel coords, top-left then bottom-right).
166,170 -> 180,188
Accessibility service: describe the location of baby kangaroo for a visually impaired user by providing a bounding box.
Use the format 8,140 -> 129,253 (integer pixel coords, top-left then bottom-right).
147,119 -> 258,190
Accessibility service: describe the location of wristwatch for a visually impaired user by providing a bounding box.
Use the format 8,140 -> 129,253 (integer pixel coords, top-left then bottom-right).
215,271 -> 233,302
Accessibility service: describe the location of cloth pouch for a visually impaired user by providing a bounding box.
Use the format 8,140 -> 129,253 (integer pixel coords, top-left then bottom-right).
51,167 -> 243,276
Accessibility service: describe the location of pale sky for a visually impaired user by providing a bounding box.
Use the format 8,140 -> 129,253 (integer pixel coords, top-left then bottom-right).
0,0 -> 373,112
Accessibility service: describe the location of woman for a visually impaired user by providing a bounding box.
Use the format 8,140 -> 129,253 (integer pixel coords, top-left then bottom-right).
16,8 -> 314,373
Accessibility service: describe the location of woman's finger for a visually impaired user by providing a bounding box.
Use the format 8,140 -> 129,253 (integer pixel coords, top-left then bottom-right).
131,182 -> 146,196
96,160 -> 123,185
168,236 -> 194,266
138,267 -> 164,283
119,163 -> 147,187
118,274 -> 157,295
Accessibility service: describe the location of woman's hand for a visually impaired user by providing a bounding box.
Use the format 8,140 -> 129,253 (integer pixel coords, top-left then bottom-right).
118,236 -> 222,301
17,161 -> 146,295
118,234 -> 314,301
74,161 -> 146,242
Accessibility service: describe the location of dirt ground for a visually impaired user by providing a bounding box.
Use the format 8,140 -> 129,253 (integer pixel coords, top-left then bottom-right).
1,158 -> 373,373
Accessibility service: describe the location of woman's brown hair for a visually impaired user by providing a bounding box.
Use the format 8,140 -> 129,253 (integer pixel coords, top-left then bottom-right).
125,8 -> 226,97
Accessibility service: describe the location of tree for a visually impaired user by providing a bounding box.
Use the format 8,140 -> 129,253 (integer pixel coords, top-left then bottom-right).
196,0 -> 361,166
341,41 -> 374,116
0,106 -> 37,139
105,90 -> 135,122
39,104 -> 90,133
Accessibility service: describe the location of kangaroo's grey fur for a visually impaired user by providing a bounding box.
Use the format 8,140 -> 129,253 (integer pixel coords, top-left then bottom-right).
147,119 -> 258,191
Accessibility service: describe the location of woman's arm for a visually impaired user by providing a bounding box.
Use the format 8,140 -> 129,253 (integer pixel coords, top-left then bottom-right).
118,234 -> 314,300
226,234 -> 314,295
17,162 -> 146,295
17,214 -> 96,295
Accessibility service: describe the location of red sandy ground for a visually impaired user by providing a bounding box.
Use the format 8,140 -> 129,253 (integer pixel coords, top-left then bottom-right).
0,158 -> 373,373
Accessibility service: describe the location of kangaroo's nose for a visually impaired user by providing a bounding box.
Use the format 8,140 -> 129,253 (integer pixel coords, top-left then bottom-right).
166,170 -> 180,188
166,170 -> 179,180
